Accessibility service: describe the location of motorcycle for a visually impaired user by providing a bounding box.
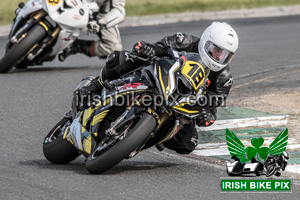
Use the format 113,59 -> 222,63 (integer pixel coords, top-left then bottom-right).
43,49 -> 210,174
0,0 -> 99,73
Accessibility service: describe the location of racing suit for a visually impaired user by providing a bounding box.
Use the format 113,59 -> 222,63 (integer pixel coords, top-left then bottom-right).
147,32 -> 233,125
80,32 -> 234,154
59,0 -> 125,61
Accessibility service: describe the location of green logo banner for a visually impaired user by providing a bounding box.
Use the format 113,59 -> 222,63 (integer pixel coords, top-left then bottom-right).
225,128 -> 289,177
221,179 -> 291,192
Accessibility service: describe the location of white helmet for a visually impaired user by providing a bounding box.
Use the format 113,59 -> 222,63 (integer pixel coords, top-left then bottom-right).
198,22 -> 239,72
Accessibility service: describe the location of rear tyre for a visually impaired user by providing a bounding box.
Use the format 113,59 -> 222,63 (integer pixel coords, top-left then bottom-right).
86,112 -> 156,174
15,64 -> 28,69
0,24 -> 46,73
43,118 -> 80,164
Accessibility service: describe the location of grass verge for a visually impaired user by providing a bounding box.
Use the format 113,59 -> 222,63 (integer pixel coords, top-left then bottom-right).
125,0 -> 300,16
1,0 -> 300,25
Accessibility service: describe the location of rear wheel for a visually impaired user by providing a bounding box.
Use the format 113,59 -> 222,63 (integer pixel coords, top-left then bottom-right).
0,24 -> 46,73
43,118 -> 80,164
15,64 -> 28,69
85,112 -> 156,174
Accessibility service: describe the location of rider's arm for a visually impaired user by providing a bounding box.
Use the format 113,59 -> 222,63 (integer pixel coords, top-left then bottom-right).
197,67 -> 233,127
206,66 -> 233,108
97,0 -> 126,28
148,32 -> 199,57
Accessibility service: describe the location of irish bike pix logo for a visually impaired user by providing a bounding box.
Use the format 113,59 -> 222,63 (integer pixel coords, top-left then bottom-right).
226,128 -> 289,177
221,128 -> 291,192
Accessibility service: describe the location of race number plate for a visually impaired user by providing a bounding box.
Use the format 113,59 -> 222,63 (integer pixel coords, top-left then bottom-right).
47,0 -> 61,6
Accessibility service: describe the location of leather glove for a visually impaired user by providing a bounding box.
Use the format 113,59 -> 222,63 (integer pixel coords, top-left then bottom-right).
87,20 -> 104,34
196,109 -> 215,127
132,41 -> 156,59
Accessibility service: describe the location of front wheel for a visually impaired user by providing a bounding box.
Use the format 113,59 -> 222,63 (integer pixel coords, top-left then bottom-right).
0,24 -> 46,73
43,118 -> 80,164
85,112 -> 156,174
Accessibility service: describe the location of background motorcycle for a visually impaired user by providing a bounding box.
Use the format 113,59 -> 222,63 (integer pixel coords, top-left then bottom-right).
43,50 -> 209,174
0,0 -> 99,73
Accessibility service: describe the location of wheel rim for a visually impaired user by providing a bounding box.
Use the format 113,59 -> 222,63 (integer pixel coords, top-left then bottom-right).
89,116 -> 141,160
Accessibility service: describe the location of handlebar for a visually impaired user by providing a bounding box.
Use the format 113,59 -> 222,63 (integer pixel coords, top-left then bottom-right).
127,53 -> 159,64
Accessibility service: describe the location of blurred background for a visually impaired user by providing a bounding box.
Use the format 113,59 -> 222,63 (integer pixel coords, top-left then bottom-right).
1,0 -> 300,25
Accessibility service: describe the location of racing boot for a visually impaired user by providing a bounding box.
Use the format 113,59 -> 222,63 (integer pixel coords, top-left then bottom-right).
76,76 -> 104,110
58,39 -> 96,62
163,121 -> 199,154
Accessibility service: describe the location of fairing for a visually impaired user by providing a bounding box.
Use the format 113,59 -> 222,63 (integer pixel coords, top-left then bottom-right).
154,52 -> 210,118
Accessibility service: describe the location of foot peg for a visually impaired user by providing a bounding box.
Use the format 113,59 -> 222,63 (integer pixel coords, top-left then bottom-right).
156,143 -> 165,151
103,80 -> 114,90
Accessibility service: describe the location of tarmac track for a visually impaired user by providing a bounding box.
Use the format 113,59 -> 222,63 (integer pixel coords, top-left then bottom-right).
0,15 -> 300,199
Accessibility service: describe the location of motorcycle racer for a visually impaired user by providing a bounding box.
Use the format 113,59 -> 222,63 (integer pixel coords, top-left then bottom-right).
77,22 -> 239,154
59,0 -> 126,61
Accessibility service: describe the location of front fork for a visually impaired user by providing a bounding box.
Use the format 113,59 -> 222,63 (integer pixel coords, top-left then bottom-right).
10,10 -> 47,44
10,10 -> 61,61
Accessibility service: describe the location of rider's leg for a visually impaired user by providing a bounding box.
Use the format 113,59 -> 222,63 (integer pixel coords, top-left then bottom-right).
101,51 -> 139,81
58,40 -> 96,61
75,76 -> 104,110
163,121 -> 199,154
58,26 -> 122,61
93,26 -> 122,58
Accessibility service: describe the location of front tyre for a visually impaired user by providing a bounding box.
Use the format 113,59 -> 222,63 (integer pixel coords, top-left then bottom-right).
86,112 -> 156,174
0,24 -> 46,73
43,118 -> 80,164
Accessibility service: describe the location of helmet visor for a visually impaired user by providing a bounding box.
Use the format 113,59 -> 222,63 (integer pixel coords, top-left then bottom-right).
204,41 -> 234,65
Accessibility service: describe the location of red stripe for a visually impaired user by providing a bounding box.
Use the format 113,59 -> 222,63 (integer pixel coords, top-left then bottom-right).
206,80 -> 211,87
89,41 -> 95,57
205,120 -> 215,126
135,41 -> 142,49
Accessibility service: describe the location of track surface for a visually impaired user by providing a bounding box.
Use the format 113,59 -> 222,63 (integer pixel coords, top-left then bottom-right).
0,16 -> 300,199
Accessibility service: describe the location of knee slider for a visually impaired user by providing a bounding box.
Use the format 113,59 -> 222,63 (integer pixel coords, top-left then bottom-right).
105,52 -> 117,69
